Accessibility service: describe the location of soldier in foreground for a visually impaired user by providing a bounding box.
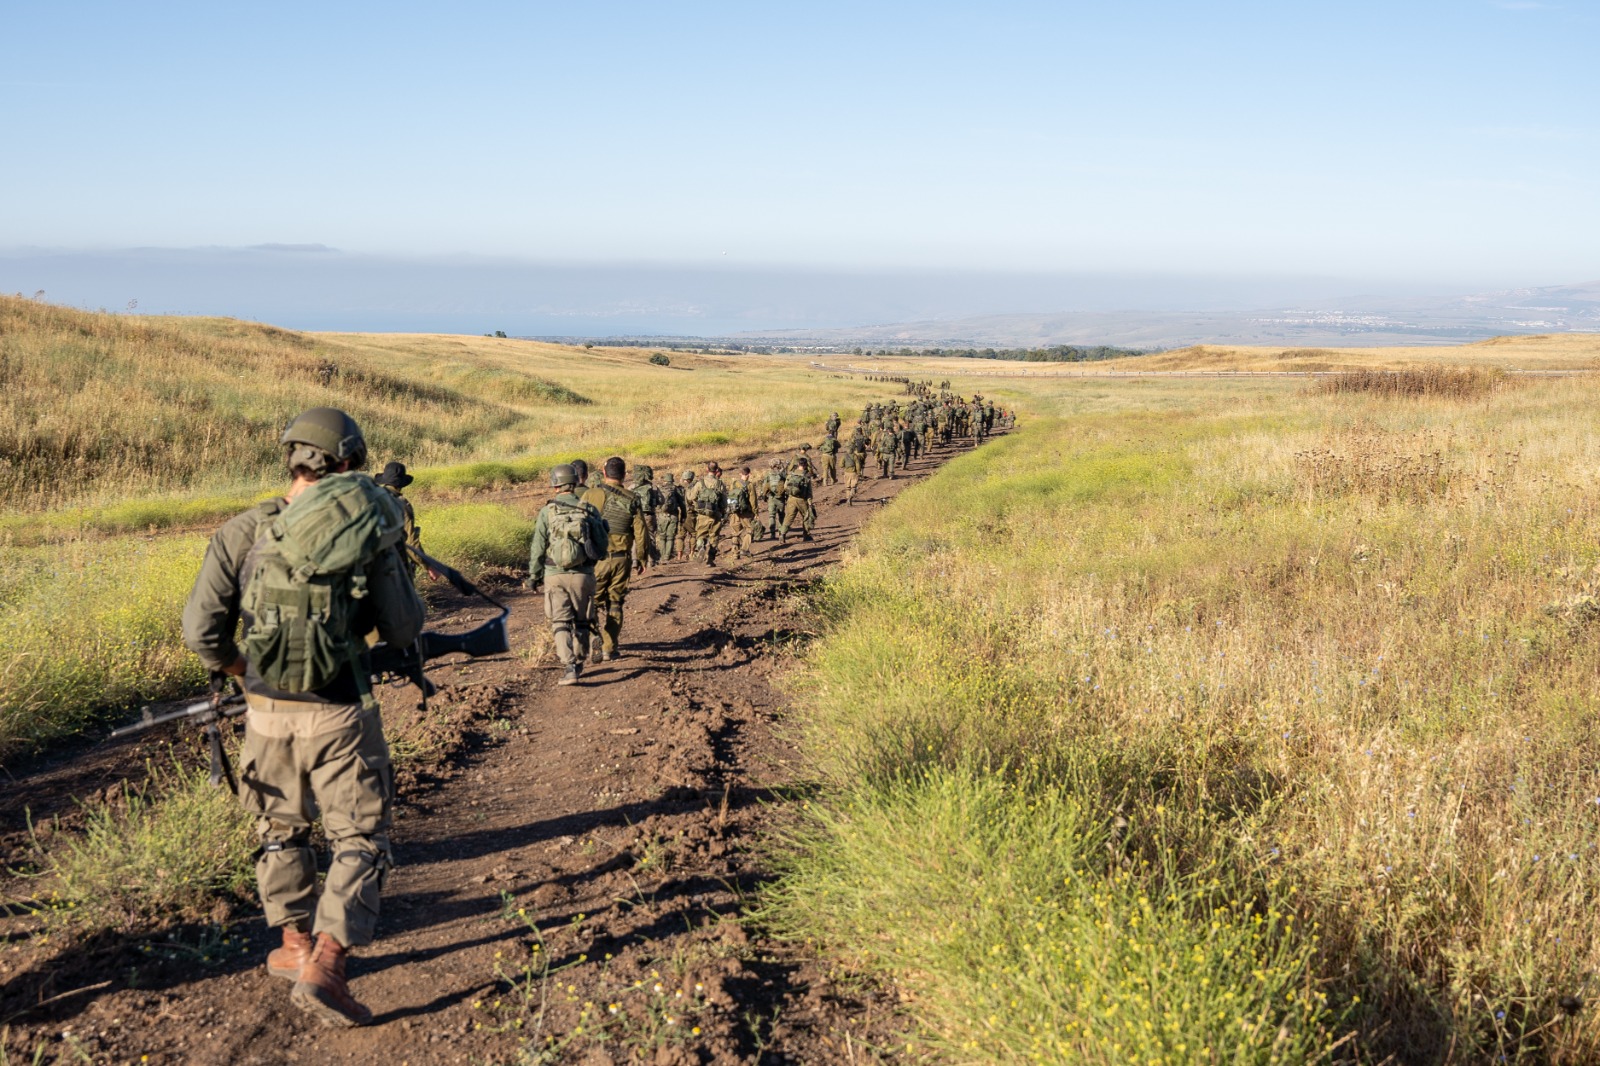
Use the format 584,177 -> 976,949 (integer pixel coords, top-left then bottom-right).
181,407 -> 426,1027
581,457 -> 649,663
527,464 -> 607,685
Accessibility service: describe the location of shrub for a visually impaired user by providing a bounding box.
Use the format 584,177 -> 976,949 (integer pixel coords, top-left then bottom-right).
649,353 -> 671,366
39,759 -> 255,929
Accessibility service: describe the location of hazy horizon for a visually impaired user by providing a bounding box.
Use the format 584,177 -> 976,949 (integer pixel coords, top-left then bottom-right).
3,244 -> 1570,339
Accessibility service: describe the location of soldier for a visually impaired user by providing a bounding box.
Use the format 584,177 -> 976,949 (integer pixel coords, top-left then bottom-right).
655,472 -> 684,563
181,407 -> 425,1027
373,461 -> 439,582
825,411 -> 842,436
581,457 -> 649,663
874,421 -> 897,479
760,458 -> 787,539
818,431 -> 840,485
630,465 -> 662,570
840,433 -> 865,505
778,459 -> 814,542
373,462 -> 423,559
898,420 -> 919,469
676,469 -> 698,560
528,464 -> 607,685
724,466 -> 758,560
689,461 -> 727,564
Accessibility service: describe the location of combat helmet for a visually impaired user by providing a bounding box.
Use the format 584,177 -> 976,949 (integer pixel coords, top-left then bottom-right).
280,407 -> 367,468
550,463 -> 578,488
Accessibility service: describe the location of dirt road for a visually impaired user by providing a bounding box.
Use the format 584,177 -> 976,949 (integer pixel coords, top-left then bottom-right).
0,438 -> 969,1065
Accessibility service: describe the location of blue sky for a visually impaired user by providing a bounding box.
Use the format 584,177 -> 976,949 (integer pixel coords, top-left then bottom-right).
2,0 -> 1596,322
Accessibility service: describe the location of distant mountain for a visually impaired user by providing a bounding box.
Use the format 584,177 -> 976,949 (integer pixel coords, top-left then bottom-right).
730,281 -> 1600,349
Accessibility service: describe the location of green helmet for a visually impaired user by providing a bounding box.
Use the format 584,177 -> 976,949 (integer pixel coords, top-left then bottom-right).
661,472 -> 675,487
681,469 -> 696,482
280,407 -> 367,468
550,463 -> 577,488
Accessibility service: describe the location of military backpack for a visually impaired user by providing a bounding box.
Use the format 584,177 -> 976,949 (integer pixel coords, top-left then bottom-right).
546,500 -> 604,570
693,479 -> 724,517
240,472 -> 404,698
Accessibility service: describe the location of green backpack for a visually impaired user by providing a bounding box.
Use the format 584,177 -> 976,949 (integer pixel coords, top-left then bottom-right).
785,469 -> 809,497
241,473 -> 405,697
547,501 -> 601,569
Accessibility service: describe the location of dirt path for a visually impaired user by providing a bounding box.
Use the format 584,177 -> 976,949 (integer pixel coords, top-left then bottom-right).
0,437 -> 975,1065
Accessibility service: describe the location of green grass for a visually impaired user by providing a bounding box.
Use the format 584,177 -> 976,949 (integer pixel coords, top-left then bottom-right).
767,765 -> 1334,1064
773,375 -> 1600,1062
424,501 -> 539,575
0,537 -> 210,751
34,759 -> 255,930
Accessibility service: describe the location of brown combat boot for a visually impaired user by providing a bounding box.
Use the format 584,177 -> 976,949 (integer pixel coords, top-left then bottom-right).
291,933 -> 372,1027
266,925 -> 313,981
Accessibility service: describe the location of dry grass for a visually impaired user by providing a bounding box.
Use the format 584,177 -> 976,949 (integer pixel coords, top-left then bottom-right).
1311,365 -> 1508,399
0,295 -> 882,523
777,372 -> 1600,1062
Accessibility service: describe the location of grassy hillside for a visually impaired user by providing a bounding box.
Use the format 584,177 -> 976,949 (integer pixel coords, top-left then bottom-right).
773,372 -> 1600,1062
0,295 -> 871,525
0,298 -> 882,753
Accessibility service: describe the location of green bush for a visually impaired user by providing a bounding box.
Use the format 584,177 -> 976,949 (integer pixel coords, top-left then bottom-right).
649,353 -> 671,367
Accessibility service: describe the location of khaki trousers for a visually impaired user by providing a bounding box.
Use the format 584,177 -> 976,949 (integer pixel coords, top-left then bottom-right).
591,554 -> 632,654
238,699 -> 392,948
726,513 -> 755,557
821,454 -> 837,484
543,570 -> 595,664
693,514 -> 724,562
843,468 -> 861,502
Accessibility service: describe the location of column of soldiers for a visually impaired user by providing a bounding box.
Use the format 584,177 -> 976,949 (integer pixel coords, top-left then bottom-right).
178,393 -> 1007,1026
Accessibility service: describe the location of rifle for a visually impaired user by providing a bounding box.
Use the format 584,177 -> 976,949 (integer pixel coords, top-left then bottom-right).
367,544 -> 511,705
110,675 -> 247,792
108,545 -> 511,787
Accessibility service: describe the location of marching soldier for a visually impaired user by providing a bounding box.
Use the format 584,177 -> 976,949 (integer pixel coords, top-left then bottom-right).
181,407 -> 425,1027
529,464 -> 607,685
630,465 -> 662,569
724,466 -> 758,560
655,472 -> 685,563
689,461 -> 727,564
581,457 -> 649,663
760,458 -> 787,539
818,431 -> 840,485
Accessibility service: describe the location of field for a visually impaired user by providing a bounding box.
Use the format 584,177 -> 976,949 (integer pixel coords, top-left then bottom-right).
773,357 -> 1600,1062
8,297 -> 1600,1062
0,296 -> 877,748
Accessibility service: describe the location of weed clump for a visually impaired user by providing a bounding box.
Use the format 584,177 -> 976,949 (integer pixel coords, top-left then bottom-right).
34,760 -> 254,930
